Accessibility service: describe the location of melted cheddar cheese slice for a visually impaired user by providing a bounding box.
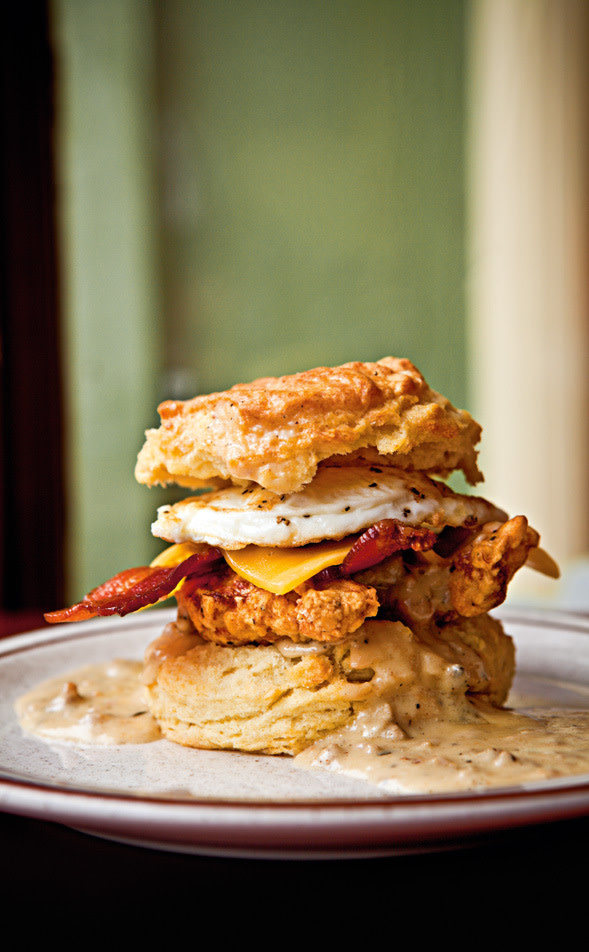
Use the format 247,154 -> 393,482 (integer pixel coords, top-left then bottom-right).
151,538 -> 356,595
223,538 -> 356,594
150,542 -> 206,568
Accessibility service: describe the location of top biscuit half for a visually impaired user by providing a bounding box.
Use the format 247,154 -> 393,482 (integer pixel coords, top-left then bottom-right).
135,357 -> 483,495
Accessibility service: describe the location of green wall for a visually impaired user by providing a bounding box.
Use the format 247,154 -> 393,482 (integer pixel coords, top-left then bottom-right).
157,0 -> 467,400
53,0 -> 163,597
53,0 -> 467,598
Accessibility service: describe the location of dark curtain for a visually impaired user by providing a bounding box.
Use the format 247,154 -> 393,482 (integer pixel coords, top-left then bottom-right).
0,1 -> 66,611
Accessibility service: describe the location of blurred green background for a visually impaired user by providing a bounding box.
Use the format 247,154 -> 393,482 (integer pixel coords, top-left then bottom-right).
53,0 -> 468,596
155,0 -> 467,396
54,0 -> 469,599
2,0 -> 586,623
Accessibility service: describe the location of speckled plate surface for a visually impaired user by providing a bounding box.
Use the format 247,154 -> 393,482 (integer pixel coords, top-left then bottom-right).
1,607 -> 589,858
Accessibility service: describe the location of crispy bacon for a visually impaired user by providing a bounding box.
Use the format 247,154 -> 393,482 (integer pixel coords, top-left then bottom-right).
341,520 -> 438,574
312,520 -> 439,584
44,549 -> 224,623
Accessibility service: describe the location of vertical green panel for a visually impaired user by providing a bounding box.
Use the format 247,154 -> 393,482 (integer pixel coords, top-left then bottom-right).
53,0 -> 163,598
157,0 -> 467,406
53,0 -> 467,596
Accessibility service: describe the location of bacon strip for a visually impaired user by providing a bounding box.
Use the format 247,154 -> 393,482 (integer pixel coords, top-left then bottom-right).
44,549 -> 224,623
312,520 -> 439,585
341,520 -> 438,575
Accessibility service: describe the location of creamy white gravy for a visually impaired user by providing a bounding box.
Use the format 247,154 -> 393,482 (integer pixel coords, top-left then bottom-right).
15,656 -> 589,794
15,658 -> 161,746
294,699 -> 589,793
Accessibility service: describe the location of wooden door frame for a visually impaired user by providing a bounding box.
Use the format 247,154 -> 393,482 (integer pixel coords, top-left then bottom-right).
0,1 -> 66,610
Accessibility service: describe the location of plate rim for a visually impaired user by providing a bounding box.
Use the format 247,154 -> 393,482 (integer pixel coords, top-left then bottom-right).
2,604 -> 589,857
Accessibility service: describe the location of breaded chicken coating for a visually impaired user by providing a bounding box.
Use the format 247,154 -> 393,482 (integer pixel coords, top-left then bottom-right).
449,516 -> 539,617
360,516 -> 539,627
177,571 -> 379,646
175,516 -> 539,646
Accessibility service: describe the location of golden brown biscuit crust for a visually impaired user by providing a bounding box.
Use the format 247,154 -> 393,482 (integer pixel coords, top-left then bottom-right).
135,357 -> 482,494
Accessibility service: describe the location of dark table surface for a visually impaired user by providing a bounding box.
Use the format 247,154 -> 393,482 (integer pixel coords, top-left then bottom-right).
2,809 -> 588,923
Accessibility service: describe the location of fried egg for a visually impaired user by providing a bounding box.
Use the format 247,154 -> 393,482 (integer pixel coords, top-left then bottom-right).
151,464 -> 507,550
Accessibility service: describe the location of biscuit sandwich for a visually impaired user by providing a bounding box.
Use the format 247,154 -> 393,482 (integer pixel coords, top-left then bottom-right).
46,357 -> 558,755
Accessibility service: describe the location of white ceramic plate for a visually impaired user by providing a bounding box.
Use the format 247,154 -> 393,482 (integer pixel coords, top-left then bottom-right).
1,606 -> 589,859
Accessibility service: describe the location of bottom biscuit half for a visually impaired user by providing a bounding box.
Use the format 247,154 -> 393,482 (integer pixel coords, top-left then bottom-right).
143,614 -> 514,756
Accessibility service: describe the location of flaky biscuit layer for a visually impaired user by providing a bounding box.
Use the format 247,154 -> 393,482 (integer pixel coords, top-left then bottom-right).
135,357 -> 482,495
144,615 -> 513,755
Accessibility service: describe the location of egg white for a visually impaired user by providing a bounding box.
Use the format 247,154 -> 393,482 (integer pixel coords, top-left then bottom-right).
151,464 -> 506,550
